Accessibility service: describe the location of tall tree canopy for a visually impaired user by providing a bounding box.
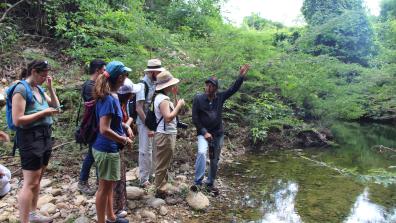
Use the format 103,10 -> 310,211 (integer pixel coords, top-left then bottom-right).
302,0 -> 364,25
299,0 -> 375,66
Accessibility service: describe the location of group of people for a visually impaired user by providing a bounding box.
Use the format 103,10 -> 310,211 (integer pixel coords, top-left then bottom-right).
0,58 -> 250,223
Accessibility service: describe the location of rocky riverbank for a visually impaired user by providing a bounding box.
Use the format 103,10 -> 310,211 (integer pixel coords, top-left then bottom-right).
0,122 -> 249,222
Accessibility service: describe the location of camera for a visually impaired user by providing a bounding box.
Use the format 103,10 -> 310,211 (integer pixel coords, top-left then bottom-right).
176,116 -> 188,129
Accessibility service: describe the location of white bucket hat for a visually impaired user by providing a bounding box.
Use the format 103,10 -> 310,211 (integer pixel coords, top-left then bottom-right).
144,59 -> 166,72
155,70 -> 180,91
117,78 -> 142,94
0,165 -> 11,197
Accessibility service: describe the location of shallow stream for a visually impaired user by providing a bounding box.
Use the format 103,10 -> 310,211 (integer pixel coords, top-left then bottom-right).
209,122 -> 396,223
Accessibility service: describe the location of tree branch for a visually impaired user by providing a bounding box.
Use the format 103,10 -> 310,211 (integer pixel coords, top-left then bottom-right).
0,0 -> 27,23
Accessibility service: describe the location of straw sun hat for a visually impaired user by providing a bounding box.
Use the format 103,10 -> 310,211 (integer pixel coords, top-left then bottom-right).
155,70 -> 179,91
144,59 -> 166,72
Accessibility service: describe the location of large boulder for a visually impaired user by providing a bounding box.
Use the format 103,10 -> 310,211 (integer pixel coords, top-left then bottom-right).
186,191 -> 209,210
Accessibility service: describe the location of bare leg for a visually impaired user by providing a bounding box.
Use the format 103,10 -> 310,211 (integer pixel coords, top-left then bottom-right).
106,184 -> 116,221
18,169 -> 43,223
31,166 -> 46,211
96,180 -> 115,223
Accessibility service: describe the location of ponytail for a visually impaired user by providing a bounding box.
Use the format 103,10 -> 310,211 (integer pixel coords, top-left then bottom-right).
93,73 -> 111,100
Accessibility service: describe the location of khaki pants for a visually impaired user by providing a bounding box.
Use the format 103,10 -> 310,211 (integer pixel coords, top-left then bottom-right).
154,133 -> 176,190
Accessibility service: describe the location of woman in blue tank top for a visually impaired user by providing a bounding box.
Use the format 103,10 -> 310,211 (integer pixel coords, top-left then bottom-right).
12,60 -> 60,223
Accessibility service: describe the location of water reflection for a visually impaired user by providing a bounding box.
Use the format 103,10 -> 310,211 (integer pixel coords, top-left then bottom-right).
344,188 -> 396,223
260,180 -> 302,223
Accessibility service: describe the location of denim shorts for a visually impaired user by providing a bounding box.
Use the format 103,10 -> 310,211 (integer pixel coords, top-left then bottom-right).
92,149 -> 120,181
16,125 -> 52,171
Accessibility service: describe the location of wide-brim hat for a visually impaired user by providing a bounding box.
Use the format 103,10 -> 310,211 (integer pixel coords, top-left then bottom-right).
117,78 -> 142,94
155,70 -> 180,91
144,59 -> 166,72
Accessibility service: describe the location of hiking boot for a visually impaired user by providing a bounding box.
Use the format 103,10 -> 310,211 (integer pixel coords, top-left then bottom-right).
205,185 -> 220,197
29,212 -> 53,223
78,181 -> 96,196
105,217 -> 129,223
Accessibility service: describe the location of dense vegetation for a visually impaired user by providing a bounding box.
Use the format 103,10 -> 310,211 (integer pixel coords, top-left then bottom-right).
1,0 -> 396,145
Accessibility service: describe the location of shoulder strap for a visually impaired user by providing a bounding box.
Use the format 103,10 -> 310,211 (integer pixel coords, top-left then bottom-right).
18,80 -> 34,104
140,80 -> 149,100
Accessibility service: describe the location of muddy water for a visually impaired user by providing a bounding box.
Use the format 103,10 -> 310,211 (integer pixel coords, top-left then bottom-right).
216,122 -> 396,222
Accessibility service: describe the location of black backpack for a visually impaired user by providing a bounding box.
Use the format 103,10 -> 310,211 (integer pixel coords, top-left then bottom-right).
144,94 -> 164,131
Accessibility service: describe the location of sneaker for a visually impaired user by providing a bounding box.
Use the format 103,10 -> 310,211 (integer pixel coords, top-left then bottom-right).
78,181 -> 96,196
105,217 -> 129,223
116,210 -> 128,218
29,212 -> 53,223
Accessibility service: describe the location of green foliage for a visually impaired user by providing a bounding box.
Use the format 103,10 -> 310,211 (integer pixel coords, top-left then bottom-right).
0,23 -> 21,53
246,92 -> 302,143
297,10 -> 376,66
149,0 -> 222,38
302,0 -> 364,26
380,0 -> 396,20
4,0 -> 396,147
243,13 -> 284,30
264,53 -> 385,120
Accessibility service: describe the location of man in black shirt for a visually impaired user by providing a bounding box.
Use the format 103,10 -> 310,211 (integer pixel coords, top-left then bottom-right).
192,64 -> 250,194
78,59 -> 106,195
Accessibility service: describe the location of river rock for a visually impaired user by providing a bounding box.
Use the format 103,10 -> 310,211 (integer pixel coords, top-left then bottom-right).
179,163 -> 190,172
51,188 -> 62,196
0,201 -> 7,208
126,168 -> 139,181
37,195 -> 55,208
297,129 -> 332,147
141,210 -> 156,221
52,212 -> 60,219
74,215 -> 90,223
74,195 -> 87,206
159,206 -> 168,216
56,202 -> 69,209
40,203 -> 57,214
40,179 -> 52,188
127,201 -> 137,210
175,175 -> 187,182
165,197 -> 182,205
146,197 -> 165,209
126,186 -> 145,200
186,191 -> 209,210
0,212 -> 9,222
7,215 -> 18,222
